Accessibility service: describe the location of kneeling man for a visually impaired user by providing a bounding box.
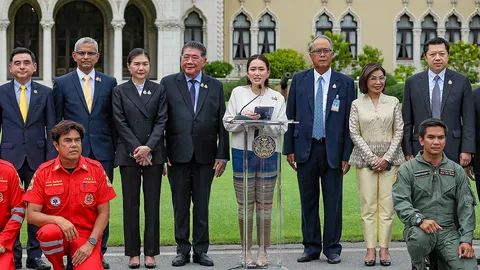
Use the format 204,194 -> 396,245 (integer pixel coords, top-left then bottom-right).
393,118 -> 476,270
25,120 -> 116,270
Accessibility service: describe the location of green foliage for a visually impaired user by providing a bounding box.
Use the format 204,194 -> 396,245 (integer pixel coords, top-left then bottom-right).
223,76 -> 248,101
264,49 -> 307,79
351,45 -> 384,79
320,32 -> 353,72
384,83 -> 405,102
386,72 -> 397,87
394,64 -> 416,82
203,61 -> 234,78
448,40 -> 480,83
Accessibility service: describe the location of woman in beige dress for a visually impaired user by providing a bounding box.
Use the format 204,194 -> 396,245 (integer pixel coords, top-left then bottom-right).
348,63 -> 405,267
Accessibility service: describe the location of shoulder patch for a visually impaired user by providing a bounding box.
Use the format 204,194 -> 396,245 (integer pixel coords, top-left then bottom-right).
414,170 -> 430,178
439,168 -> 455,176
37,160 -> 56,171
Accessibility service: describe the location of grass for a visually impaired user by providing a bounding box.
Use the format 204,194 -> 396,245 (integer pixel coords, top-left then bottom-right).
18,159 -> 480,247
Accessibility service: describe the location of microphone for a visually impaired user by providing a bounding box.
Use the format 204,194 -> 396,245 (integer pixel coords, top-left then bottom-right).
233,84 -> 263,120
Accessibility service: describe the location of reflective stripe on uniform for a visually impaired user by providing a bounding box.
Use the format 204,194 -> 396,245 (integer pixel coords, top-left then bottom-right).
39,239 -> 63,247
42,246 -> 64,255
10,214 -> 24,223
11,207 -> 25,214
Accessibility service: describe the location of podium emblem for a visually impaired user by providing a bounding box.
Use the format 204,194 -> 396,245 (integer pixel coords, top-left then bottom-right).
253,135 -> 276,159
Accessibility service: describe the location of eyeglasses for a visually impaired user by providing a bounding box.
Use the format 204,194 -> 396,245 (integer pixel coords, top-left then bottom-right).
369,76 -> 386,82
75,51 -> 98,56
310,49 -> 333,55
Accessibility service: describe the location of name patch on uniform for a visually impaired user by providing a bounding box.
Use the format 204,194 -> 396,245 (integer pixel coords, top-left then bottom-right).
84,193 -> 94,205
50,196 -> 61,207
414,170 -> 430,178
45,180 -> 63,187
439,169 -> 455,176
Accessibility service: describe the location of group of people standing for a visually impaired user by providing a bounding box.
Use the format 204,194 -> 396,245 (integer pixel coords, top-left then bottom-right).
0,33 -> 478,270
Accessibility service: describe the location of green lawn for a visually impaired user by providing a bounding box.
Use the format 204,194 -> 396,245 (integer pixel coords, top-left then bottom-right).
18,159 -> 480,247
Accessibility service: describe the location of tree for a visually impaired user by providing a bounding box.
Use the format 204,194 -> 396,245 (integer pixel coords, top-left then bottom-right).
321,32 -> 353,72
264,49 -> 307,79
203,61 -> 234,78
448,40 -> 480,83
394,64 -> 416,82
351,45 -> 384,79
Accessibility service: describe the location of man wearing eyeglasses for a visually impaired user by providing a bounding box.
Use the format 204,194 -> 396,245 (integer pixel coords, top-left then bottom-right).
52,37 -> 117,269
284,35 -> 354,264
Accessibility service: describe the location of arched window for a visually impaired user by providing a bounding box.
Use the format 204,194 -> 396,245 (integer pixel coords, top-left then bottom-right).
184,11 -> 203,44
14,3 -> 39,77
340,14 -> 357,58
233,13 -> 250,60
469,15 -> 480,46
123,4 -> 144,77
316,14 -> 332,36
396,14 -> 413,60
421,15 -> 437,54
258,13 -> 275,54
445,15 -> 461,43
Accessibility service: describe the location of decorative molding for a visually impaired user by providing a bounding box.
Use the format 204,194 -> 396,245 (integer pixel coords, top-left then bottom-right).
346,0 -> 353,6
155,19 -> 182,30
111,20 -> 126,30
240,0 -> 245,6
450,0 -> 457,7
426,0 -> 433,8
322,0 -> 328,5
403,0 -> 409,6
443,8 -> 465,27
0,20 -> 9,30
265,0 -> 271,5
40,20 -> 55,30
217,0 -> 224,60
477,0 -> 480,8
312,8 -> 338,34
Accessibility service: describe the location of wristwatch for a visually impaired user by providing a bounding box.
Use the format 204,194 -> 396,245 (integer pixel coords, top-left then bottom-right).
88,237 -> 97,246
415,217 -> 424,226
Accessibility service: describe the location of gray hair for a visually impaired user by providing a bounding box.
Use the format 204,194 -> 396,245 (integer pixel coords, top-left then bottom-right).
181,41 -> 207,57
74,37 -> 99,52
308,35 -> 334,52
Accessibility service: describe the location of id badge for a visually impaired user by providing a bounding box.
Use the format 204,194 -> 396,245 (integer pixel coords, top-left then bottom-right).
331,95 -> 340,112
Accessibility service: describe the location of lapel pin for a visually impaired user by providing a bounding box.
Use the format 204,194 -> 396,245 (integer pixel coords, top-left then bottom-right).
448,80 -> 452,85
147,90 -> 151,95
143,90 -> 147,95
333,84 -> 337,89
272,96 -> 278,101
33,90 -> 38,94
96,77 -> 102,82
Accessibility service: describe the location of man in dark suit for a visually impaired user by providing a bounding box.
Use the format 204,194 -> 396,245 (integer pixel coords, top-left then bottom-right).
52,37 -> 116,269
161,41 -> 229,267
283,36 -> 354,264
0,47 -> 54,270
402,37 -> 475,166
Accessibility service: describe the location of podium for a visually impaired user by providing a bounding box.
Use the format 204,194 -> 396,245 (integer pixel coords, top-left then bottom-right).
229,119 -> 296,270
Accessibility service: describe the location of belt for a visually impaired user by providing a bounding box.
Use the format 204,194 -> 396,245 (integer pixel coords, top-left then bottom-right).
312,137 -> 326,144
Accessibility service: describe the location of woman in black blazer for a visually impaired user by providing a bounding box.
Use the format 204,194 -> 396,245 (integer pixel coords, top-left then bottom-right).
112,48 -> 167,269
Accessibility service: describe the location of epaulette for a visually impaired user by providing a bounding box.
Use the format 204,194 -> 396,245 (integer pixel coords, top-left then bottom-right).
85,158 -> 102,168
0,159 -> 16,170
37,159 -> 56,171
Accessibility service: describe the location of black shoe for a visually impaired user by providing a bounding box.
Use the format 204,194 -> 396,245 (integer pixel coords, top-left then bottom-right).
128,263 -> 140,269
297,252 -> 320,263
65,256 -> 73,270
327,254 -> 341,264
145,262 -> 157,269
172,253 -> 189,267
411,264 -> 418,270
477,256 -> 480,265
193,253 -> 214,267
102,258 -> 110,269
365,259 -> 376,266
26,258 -> 51,270
15,261 -> 22,269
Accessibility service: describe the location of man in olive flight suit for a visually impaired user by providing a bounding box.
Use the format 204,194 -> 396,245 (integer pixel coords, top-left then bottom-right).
393,118 -> 477,270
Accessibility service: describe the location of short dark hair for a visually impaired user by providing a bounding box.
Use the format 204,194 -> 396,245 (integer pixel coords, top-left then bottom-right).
358,63 -> 386,94
51,120 -> 85,143
246,54 -> 270,87
10,47 -> 36,63
423,37 -> 450,56
181,41 -> 207,58
127,48 -> 150,65
419,118 -> 448,139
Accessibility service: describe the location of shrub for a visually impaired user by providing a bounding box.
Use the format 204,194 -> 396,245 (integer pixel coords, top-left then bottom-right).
264,49 -> 307,79
384,83 -> 405,102
449,40 -> 480,83
394,64 -> 416,82
223,76 -> 248,101
203,61 -> 234,78
321,32 -> 353,72
386,72 -> 397,87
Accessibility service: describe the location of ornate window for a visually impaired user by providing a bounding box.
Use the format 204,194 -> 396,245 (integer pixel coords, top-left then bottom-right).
258,13 -> 275,54
184,11 -> 203,44
445,15 -> 461,43
14,3 -> 39,77
315,14 -> 333,36
396,15 -> 413,60
421,15 -> 437,54
233,13 -> 251,59
340,14 -> 357,58
123,4 -> 144,77
469,15 -> 480,46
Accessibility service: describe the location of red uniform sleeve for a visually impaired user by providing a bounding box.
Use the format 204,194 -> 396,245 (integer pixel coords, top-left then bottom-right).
95,169 -> 116,206
0,169 -> 26,251
24,169 -> 45,206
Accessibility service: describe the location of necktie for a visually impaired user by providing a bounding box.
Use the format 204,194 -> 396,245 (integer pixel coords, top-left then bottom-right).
313,76 -> 324,139
19,85 -> 28,123
432,75 -> 441,119
83,75 -> 93,113
189,79 -> 196,111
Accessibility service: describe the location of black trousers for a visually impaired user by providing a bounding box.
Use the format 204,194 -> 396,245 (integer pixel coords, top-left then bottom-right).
120,165 -> 162,256
168,158 -> 214,256
14,160 -> 42,263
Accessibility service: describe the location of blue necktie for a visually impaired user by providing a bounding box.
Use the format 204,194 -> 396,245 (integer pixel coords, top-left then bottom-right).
189,79 -> 196,110
313,76 -> 324,139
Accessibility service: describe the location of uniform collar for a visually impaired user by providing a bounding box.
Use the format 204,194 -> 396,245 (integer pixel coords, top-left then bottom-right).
52,156 -> 89,172
415,150 -> 448,167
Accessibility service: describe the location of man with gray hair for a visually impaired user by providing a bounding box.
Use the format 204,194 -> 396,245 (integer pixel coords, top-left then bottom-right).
52,37 -> 117,269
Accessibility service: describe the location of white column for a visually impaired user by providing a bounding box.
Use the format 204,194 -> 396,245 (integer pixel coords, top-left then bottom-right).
111,20 -> 125,83
437,28 -> 446,39
155,20 -> 163,81
0,20 -> 9,82
413,28 -> 422,72
251,27 -> 259,55
461,28 -> 469,43
40,20 -> 54,85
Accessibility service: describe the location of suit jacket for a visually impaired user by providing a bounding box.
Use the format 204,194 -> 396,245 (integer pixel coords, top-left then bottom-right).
473,88 -> 480,174
161,72 -> 229,164
0,81 -> 56,170
283,68 -> 355,168
53,70 -> 117,161
112,79 -> 167,166
402,69 -> 475,163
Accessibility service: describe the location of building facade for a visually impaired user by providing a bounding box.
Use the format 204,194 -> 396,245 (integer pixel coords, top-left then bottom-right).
224,0 -> 480,76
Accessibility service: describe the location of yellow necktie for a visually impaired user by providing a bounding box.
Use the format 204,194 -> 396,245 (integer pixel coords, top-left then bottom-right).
19,85 -> 28,122
83,75 -> 92,113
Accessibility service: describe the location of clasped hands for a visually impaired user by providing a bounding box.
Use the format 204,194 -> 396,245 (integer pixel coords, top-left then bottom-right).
371,156 -> 389,171
134,145 -> 152,166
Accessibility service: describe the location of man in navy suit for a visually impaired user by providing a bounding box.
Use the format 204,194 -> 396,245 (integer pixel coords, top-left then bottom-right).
284,35 -> 354,264
0,47 -> 54,269
52,37 -> 117,269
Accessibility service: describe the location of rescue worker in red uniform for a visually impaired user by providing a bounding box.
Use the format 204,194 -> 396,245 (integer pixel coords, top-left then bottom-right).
0,159 -> 25,269
24,120 -> 116,270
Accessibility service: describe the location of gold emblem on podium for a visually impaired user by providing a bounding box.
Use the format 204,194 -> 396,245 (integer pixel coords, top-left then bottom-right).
253,135 -> 276,159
